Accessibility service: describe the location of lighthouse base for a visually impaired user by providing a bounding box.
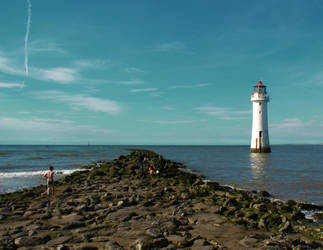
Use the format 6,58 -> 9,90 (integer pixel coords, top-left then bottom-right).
250,147 -> 271,153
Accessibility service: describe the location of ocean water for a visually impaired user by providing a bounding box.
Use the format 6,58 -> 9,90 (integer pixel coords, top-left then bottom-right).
0,145 -> 322,206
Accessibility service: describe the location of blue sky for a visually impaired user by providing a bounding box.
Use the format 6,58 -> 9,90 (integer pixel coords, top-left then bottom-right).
0,0 -> 323,145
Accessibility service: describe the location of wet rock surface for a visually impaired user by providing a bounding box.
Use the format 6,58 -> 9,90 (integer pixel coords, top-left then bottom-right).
0,149 -> 322,249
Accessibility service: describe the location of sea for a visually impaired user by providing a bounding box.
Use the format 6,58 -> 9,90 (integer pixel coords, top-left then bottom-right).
0,145 -> 322,206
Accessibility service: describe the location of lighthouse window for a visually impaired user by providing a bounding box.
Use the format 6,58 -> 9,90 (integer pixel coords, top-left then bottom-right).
259,111 -> 261,114
259,103 -> 262,106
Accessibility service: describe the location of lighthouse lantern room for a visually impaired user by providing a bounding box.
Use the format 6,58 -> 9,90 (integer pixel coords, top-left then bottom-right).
250,81 -> 271,153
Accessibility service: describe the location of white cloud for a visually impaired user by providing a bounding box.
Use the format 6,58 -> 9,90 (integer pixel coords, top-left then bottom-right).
169,83 -> 211,89
269,118 -> 323,144
0,52 -> 79,84
130,88 -> 158,93
125,67 -> 144,73
0,54 -> 25,76
116,79 -> 144,85
29,40 -> 67,55
196,105 -> 251,120
0,117 -> 72,131
161,105 -> 176,111
0,116 -> 113,140
74,59 -> 111,69
139,119 -> 207,125
36,91 -> 121,115
31,67 -> 78,84
156,42 -> 187,52
271,118 -> 305,129
154,120 -> 195,124
0,52 -> 132,86
88,79 -> 144,85
0,82 -> 24,88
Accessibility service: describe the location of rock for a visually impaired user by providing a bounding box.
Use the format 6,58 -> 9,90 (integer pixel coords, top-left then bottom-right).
166,235 -> 188,248
258,190 -> 271,197
245,212 -> 258,221
121,212 -> 138,222
89,195 -> 101,205
279,221 -> 293,233
209,240 -> 222,248
117,200 -> 125,207
62,187 -> 73,193
28,230 -> 36,237
192,238 -> 210,247
57,245 -> 69,250
145,227 -> 163,238
66,201 -> 77,206
258,214 -> 269,229
102,192 -> 112,201
180,192 -> 190,200
234,210 -> 245,218
76,243 -> 99,250
14,237 -> 40,247
216,206 -> 227,214
23,210 -> 34,217
224,206 -> 237,216
223,198 -> 239,207
25,223 -> 41,231
206,180 -> 220,190
313,212 -> 323,221
41,212 -> 52,220
188,217 -> 197,224
253,203 -> 267,212
297,203 -> 323,211
151,238 -> 169,248
291,210 -> 305,221
46,236 -> 72,247
191,239 -> 213,250
240,236 -> 258,248
159,219 -> 178,234
192,178 -> 204,186
285,199 -> 297,207
76,204 -> 88,214
273,200 -> 284,206
105,241 -> 124,250
63,221 -> 85,230
134,237 -> 151,250
127,196 -> 137,205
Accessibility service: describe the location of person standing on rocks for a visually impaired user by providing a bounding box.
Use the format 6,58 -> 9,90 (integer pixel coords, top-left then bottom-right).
44,165 -> 55,202
159,155 -> 166,170
138,153 -> 145,176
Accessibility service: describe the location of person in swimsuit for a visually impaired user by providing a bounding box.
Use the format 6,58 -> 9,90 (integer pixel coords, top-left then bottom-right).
44,165 -> 54,199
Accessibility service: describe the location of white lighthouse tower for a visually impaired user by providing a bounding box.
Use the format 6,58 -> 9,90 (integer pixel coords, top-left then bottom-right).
250,81 -> 271,153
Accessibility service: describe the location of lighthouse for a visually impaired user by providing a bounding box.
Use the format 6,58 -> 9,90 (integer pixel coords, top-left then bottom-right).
250,81 -> 271,153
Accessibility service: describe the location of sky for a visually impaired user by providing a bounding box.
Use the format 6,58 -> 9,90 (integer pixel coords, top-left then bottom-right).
1,0 -> 323,145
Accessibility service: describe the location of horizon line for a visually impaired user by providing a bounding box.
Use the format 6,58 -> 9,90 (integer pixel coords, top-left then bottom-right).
0,144 -> 322,146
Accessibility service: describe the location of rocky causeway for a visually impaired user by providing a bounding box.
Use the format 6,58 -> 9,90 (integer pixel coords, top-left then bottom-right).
0,149 -> 322,249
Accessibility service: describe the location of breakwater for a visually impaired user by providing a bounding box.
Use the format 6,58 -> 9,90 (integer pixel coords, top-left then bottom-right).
0,150 -> 322,249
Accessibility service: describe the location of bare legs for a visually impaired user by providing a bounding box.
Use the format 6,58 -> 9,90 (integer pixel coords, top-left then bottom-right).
46,183 -> 54,206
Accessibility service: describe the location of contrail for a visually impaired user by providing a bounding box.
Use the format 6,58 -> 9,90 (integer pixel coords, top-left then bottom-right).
24,0 -> 31,77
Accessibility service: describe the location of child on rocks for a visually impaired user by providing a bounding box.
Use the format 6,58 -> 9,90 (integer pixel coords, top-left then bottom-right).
44,165 -> 55,202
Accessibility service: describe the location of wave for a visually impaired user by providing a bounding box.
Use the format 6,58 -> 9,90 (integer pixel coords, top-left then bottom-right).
0,169 -> 84,178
